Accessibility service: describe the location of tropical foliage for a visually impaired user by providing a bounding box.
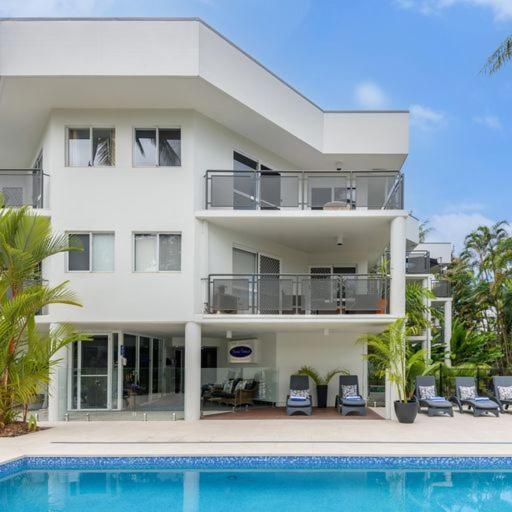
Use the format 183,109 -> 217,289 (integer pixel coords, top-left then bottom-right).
0,204 -> 87,429
296,365 -> 347,385
445,221 -> 512,369
483,35 -> 512,74
361,318 -> 438,402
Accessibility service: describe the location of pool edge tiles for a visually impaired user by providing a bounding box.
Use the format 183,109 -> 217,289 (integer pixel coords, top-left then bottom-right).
1,455 -> 512,476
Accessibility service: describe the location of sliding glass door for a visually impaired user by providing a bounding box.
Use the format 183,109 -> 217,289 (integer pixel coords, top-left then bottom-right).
70,335 -> 112,410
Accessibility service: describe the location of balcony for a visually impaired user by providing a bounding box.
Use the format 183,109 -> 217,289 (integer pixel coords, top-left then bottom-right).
405,251 -> 441,274
205,274 -> 389,315
205,170 -> 403,211
0,169 -> 47,208
432,279 -> 451,298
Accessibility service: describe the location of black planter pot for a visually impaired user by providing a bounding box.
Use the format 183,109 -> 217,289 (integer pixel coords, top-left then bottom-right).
316,384 -> 328,408
394,400 -> 418,423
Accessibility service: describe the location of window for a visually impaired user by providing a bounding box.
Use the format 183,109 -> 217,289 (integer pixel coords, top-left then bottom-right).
67,127 -> 115,167
134,233 -> 181,272
68,233 -> 115,271
133,128 -> 181,166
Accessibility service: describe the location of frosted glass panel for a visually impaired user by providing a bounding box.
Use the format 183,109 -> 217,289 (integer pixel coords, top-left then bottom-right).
134,234 -> 157,272
68,128 -> 90,167
159,234 -> 181,271
92,233 -> 114,271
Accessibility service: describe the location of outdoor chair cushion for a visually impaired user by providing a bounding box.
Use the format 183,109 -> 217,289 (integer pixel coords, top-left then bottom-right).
341,385 -> 358,398
418,385 -> 436,400
425,398 -> 452,408
222,380 -> 235,394
287,397 -> 312,407
459,386 -> 477,400
498,386 -> 512,401
341,397 -> 365,407
470,398 -> 499,409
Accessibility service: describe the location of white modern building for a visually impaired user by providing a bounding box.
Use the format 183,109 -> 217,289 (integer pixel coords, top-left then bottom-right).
0,17 -> 452,421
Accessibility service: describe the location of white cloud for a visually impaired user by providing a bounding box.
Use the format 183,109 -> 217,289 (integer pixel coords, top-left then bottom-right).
427,212 -> 495,253
354,82 -> 388,108
395,0 -> 512,21
474,114 -> 502,130
0,0 -> 113,16
410,104 -> 446,130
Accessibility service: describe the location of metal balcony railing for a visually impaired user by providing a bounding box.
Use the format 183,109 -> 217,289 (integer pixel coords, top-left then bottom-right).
432,279 -> 451,298
0,169 -> 47,208
205,170 -> 403,210
405,251 -> 431,274
205,274 -> 389,315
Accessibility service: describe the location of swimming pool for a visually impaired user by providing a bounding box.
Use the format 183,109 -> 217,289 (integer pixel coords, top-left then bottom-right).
2,456 -> 512,511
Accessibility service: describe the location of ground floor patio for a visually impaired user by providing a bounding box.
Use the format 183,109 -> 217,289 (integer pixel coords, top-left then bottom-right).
3,412 -> 512,464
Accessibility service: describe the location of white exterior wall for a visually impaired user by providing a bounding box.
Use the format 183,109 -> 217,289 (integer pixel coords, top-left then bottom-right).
276,332 -> 366,406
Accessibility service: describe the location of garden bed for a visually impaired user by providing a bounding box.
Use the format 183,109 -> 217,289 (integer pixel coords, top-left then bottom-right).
0,422 -> 44,437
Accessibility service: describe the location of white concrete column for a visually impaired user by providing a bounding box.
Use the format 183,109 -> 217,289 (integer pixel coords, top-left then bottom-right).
48,323 -> 68,422
184,321 -> 202,422
387,217 -> 406,419
424,276 -> 432,359
389,216 -> 406,316
444,300 -> 453,367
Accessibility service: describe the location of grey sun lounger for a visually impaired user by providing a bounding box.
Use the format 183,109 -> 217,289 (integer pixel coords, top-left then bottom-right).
414,376 -> 453,417
286,374 -> 312,416
492,376 -> 512,413
335,375 -> 367,416
451,376 -> 500,417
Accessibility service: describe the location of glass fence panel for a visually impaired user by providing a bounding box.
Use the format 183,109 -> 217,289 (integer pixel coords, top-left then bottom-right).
0,170 -> 45,208
406,252 -> 430,274
211,277 -> 251,313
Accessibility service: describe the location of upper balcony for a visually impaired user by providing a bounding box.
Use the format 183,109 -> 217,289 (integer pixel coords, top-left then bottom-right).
405,250 -> 441,275
204,273 -> 390,315
0,169 -> 48,209
205,170 -> 403,211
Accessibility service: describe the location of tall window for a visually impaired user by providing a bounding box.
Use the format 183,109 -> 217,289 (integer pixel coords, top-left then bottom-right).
68,233 -> 115,272
133,128 -> 181,166
67,127 -> 115,167
134,233 -> 181,272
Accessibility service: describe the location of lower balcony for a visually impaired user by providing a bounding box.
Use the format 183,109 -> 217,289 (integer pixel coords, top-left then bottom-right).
0,169 -> 47,208
432,279 -> 451,298
204,274 -> 390,315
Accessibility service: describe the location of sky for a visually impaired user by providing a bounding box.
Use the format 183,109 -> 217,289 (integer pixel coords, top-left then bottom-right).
1,0 -> 511,252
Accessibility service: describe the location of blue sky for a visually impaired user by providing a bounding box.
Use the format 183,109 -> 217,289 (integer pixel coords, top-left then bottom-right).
1,0 -> 511,251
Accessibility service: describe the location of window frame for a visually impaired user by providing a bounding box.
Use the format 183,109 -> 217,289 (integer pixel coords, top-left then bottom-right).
65,126 -> 116,168
132,232 -> 182,273
67,231 -> 115,273
132,127 -> 182,168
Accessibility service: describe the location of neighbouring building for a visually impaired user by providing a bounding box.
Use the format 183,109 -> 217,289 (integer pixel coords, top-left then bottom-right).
0,18 -> 452,421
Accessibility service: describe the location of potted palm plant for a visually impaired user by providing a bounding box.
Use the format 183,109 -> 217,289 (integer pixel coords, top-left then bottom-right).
361,318 -> 437,423
296,366 -> 347,408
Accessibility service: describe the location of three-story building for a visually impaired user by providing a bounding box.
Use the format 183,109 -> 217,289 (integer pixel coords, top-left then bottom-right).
0,17 -> 452,421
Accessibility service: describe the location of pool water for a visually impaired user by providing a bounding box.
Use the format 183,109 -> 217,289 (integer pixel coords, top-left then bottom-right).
2,465 -> 512,512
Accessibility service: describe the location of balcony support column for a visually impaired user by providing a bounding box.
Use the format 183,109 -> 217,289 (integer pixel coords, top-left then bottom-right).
389,216 -> 406,316
387,216 -> 406,420
48,323 -> 68,422
444,300 -> 452,367
184,321 -> 202,422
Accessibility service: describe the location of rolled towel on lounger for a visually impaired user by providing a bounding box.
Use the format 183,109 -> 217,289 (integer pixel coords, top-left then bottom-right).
474,397 -> 491,402
344,395 -> 363,401
429,397 -> 446,401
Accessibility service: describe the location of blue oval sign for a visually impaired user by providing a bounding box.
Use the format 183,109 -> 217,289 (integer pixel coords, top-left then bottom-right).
229,345 -> 252,358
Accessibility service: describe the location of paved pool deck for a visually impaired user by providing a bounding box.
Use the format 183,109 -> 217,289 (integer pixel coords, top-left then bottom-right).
2,408 -> 512,464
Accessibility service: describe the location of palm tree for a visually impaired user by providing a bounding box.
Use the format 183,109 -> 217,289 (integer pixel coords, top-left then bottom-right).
0,204 -> 86,428
483,35 -> 512,74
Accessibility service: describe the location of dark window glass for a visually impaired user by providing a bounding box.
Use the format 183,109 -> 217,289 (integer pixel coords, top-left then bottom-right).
68,234 -> 90,271
159,129 -> 181,166
233,151 -> 258,170
92,128 -> 115,166
134,129 -> 157,166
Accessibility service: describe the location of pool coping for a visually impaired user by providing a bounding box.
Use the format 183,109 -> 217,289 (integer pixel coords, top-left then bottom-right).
2,455 -> 512,480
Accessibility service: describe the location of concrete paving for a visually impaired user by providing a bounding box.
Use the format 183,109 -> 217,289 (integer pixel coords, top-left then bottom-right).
3,408 -> 512,464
